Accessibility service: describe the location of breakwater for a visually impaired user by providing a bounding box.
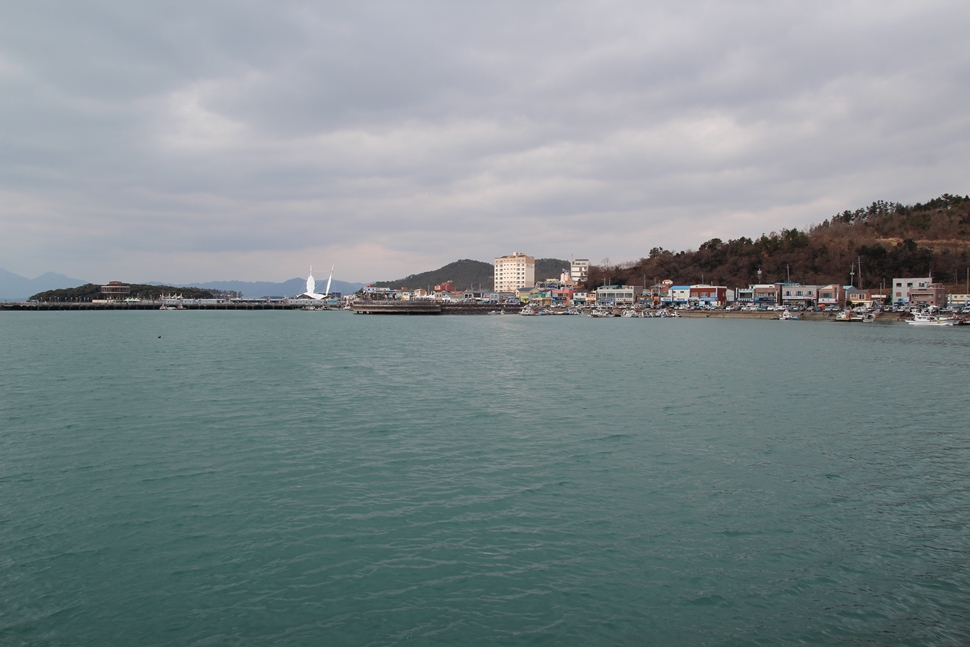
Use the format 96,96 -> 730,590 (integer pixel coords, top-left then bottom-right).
352,301 -> 523,315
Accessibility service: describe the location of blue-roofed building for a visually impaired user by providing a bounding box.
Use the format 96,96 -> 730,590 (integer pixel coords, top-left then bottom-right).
669,286 -> 690,304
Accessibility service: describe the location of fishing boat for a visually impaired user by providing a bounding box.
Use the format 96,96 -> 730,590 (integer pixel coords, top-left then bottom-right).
906,312 -> 958,326
834,311 -> 855,322
778,309 -> 800,320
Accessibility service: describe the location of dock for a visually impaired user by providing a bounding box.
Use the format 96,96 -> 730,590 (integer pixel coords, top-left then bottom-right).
0,301 -> 524,315
352,301 -> 523,315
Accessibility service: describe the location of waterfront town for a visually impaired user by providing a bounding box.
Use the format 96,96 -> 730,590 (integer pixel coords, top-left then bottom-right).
357,252 -> 970,314
7,252 -> 970,324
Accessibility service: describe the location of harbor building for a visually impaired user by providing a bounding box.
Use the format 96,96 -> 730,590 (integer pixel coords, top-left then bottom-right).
948,293 -> 970,307
817,284 -> 846,308
494,252 -> 535,293
781,284 -> 820,307
892,277 -> 932,304
751,284 -> 781,305
689,285 -> 727,306
100,281 -> 130,301
907,283 -> 946,307
670,286 -> 691,304
596,285 -> 637,306
845,287 -> 873,307
570,259 -> 589,287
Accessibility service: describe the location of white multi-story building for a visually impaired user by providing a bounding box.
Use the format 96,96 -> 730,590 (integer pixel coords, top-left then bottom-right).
494,252 -> 536,293
596,285 -> 637,305
670,286 -> 691,303
892,277 -> 932,304
570,259 -> 590,286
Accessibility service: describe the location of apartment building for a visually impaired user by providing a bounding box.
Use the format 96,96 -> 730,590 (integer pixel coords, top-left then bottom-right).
570,259 -> 590,287
494,252 -> 536,293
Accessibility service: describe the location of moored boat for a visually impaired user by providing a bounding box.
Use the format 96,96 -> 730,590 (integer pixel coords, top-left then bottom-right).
907,312 -> 958,326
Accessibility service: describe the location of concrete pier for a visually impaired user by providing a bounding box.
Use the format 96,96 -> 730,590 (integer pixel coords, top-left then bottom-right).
352,301 -> 523,315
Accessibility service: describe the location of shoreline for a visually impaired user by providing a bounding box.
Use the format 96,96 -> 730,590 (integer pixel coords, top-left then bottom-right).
0,300 -> 930,323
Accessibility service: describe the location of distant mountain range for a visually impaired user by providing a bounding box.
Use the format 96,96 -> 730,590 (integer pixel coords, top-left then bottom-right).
372,258 -> 571,291
0,268 -> 366,301
164,278 -> 366,298
0,268 -> 87,301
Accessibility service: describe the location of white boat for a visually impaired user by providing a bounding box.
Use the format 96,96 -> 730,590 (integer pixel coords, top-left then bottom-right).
907,312 -> 958,326
778,309 -> 800,320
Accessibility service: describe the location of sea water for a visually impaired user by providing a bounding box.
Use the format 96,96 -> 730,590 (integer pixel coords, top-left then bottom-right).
1,311 -> 969,646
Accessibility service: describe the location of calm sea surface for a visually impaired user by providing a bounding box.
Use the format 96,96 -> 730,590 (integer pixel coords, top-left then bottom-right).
2,312 -> 969,646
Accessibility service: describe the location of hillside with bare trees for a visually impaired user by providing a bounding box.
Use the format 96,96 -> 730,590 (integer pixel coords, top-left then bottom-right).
586,194 -> 970,291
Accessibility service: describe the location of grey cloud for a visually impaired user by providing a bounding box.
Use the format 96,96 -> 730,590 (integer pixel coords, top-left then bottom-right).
1,1 -> 968,282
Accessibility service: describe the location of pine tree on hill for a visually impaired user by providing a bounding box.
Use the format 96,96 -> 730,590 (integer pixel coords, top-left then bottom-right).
584,194 -> 970,291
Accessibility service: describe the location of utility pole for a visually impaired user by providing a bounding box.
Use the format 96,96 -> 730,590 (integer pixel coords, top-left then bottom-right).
857,256 -> 863,289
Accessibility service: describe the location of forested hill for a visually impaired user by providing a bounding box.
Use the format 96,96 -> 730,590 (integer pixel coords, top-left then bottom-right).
373,258 -> 570,291
587,194 -> 970,290
30,283 -> 219,301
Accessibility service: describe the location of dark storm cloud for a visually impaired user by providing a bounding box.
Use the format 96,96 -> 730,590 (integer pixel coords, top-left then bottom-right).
1,1 -> 968,281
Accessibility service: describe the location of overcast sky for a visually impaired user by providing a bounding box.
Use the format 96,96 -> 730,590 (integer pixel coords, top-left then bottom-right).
2,1 -> 968,283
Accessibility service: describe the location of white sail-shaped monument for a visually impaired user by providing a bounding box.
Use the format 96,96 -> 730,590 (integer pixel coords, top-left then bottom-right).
298,266 -> 333,301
